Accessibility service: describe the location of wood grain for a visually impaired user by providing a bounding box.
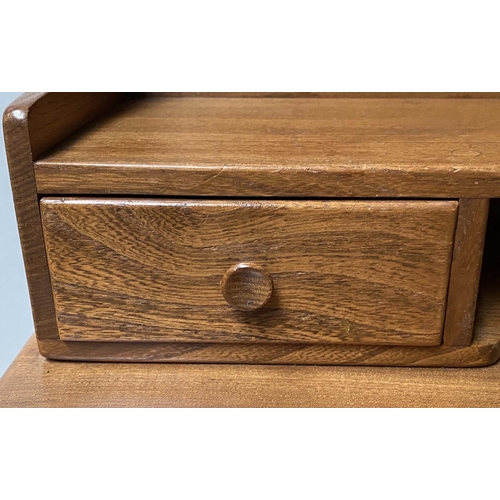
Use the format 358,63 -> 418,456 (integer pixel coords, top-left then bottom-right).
35,96 -> 500,198
146,92 -> 500,99
31,255 -> 500,368
28,92 -> 125,160
444,199 -> 490,346
5,93 -> 500,368
3,93 -> 127,341
40,198 -> 457,346
27,197 -> 500,368
1,334 -> 500,407
221,263 -> 274,311
3,94 -> 58,340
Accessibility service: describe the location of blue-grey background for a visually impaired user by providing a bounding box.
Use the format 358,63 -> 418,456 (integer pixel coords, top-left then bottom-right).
0,92 -> 32,376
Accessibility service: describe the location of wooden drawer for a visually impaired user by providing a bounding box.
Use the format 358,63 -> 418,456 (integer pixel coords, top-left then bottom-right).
6,93 -> 500,367
40,198 -> 458,346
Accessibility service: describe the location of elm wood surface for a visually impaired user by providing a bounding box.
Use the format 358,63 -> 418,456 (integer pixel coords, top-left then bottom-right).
2,93 -> 125,341
24,93 -> 125,161
444,199 -> 490,346
4,92 -> 499,367
146,92 -> 500,98
34,250 -> 500,368
40,198 -> 457,346
35,96 -> 500,198
1,335 -> 500,407
34,258 -> 500,367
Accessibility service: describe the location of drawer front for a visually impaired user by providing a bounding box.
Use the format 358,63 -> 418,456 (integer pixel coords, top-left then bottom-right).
40,198 -> 458,346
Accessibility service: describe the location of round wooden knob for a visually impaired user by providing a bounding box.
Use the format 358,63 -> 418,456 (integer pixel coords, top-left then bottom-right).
221,263 -> 273,311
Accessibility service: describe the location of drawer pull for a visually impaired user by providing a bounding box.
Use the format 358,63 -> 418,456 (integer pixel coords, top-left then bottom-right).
221,263 -> 273,311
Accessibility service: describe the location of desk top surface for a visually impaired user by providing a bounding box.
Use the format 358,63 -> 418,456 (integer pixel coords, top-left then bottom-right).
1,336 -> 499,407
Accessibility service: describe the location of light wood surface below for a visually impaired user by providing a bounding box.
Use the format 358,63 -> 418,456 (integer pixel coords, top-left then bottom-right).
1,335 -> 499,407
35,97 -> 500,198
41,198 -> 457,346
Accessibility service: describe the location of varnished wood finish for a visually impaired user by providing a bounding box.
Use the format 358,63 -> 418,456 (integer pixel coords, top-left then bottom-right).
3,94 -> 58,340
146,92 -> 500,99
221,263 -> 274,311
32,248 -> 500,367
35,97 -> 500,198
5,93 -> 500,367
41,198 -> 457,346
1,334 -> 500,407
444,199 -> 490,346
27,93 -> 125,160
35,328 -> 500,367
3,93 -> 126,341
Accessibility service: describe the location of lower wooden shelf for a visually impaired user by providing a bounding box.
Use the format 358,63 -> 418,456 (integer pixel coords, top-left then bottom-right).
0,335 -> 499,407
